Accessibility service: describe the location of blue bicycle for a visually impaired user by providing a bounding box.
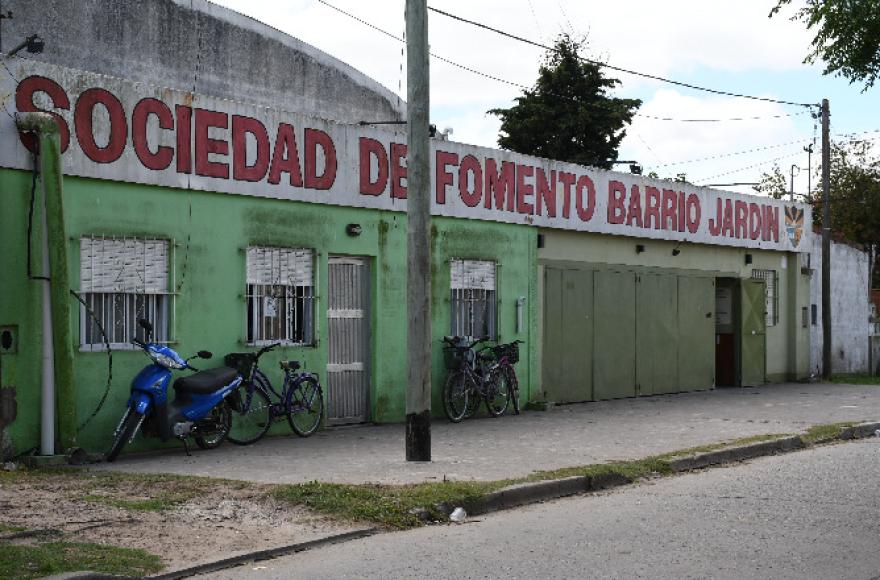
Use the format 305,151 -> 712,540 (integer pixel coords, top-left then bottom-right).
223,344 -> 324,445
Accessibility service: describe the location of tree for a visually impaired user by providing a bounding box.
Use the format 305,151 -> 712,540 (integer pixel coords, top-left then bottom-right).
770,1 -> 880,90
753,164 -> 789,199
811,138 -> 880,287
488,35 -> 641,169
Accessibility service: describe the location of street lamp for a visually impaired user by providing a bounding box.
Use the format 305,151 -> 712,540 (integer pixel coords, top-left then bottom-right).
804,144 -> 814,198
610,160 -> 643,175
790,164 -> 801,201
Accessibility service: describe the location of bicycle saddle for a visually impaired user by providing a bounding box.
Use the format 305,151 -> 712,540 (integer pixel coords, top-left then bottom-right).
279,360 -> 301,371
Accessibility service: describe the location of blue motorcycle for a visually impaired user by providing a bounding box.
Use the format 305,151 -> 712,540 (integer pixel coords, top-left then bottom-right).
105,319 -> 242,462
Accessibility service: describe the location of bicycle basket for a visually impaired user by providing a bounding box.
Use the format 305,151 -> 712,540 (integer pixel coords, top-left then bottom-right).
492,342 -> 520,364
224,352 -> 256,377
443,346 -> 464,370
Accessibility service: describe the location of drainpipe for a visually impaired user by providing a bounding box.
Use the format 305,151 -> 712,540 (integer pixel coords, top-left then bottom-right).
16,113 -> 75,455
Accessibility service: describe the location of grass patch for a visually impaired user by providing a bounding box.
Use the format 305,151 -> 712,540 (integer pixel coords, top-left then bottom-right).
829,374 -> 880,385
802,421 -> 857,444
273,480 -> 504,529
0,540 -> 162,579
525,457 -> 674,482
0,523 -> 25,534
83,492 -> 189,512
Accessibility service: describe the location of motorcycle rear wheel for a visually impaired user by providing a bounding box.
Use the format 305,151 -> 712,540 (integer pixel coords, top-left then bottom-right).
194,404 -> 232,449
106,411 -> 140,463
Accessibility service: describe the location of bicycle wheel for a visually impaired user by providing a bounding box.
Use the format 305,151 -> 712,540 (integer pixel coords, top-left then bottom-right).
287,376 -> 324,437
464,383 -> 481,418
506,366 -> 521,415
226,384 -> 272,445
194,403 -> 232,449
484,368 -> 510,417
443,371 -> 470,423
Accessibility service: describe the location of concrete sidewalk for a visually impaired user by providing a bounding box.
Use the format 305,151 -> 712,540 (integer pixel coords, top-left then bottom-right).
92,382 -> 880,485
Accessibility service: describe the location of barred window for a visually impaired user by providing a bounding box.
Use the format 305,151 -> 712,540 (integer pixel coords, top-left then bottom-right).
450,259 -> 496,339
246,247 -> 315,345
79,237 -> 171,350
751,269 -> 778,327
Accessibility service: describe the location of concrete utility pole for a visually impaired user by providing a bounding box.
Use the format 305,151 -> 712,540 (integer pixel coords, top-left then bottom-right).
821,99 -> 832,379
405,0 -> 431,461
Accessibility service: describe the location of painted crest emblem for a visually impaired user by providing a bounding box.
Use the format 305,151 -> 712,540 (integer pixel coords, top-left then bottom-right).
784,206 -> 804,247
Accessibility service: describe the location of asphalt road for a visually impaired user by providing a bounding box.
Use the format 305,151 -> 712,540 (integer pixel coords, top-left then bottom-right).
203,439 -> 880,580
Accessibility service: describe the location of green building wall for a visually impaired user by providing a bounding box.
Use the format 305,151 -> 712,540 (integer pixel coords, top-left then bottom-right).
0,167 -> 537,455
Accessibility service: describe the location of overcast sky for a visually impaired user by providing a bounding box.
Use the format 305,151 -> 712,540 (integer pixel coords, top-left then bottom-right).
210,0 -> 880,197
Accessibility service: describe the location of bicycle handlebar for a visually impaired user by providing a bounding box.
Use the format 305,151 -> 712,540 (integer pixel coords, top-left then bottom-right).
442,336 -> 490,349
255,342 -> 282,359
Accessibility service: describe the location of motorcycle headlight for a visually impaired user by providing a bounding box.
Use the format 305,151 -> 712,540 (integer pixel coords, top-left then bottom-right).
149,349 -> 185,370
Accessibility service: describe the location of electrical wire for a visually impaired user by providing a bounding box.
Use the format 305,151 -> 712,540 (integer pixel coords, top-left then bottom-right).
426,5 -> 817,109
317,0 -> 812,123
656,138 -> 814,168
638,110 -> 809,123
695,150 -> 804,184
70,290 -> 113,434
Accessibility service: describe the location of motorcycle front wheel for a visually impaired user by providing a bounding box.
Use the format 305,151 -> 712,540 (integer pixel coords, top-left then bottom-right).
194,403 -> 232,449
106,410 -> 140,463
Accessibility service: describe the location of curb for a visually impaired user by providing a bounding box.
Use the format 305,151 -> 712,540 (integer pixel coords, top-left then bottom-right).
666,435 -> 806,472
41,528 -> 378,580
458,421 -> 880,519
464,471 -> 631,516
150,528 -> 378,579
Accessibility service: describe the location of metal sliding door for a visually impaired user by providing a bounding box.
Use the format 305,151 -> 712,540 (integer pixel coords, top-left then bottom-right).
327,256 -> 371,424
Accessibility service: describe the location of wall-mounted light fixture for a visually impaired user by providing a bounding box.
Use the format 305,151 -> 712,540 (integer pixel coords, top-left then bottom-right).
345,223 -> 362,237
516,297 -> 526,333
8,34 -> 44,56
672,248 -> 681,256
636,244 -> 646,254
744,253 -> 753,265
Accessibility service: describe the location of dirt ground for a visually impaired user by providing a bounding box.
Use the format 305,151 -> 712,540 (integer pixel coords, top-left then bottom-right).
0,466 -> 366,573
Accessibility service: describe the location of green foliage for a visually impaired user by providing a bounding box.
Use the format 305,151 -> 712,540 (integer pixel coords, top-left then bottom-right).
488,35 -> 641,169
809,138 -> 880,285
771,0 -> 880,89
0,541 -> 163,579
753,164 -> 789,199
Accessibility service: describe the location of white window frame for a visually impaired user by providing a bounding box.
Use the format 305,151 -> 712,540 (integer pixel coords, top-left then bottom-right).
246,246 -> 315,346
450,258 -> 497,339
751,269 -> 778,327
78,236 -> 173,351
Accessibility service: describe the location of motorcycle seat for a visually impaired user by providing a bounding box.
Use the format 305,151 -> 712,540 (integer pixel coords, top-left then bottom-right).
174,367 -> 238,395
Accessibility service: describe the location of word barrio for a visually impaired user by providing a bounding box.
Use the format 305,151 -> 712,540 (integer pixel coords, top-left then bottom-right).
4,60 -> 809,252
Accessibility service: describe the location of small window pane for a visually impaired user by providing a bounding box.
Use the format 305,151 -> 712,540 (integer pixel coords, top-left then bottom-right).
751,269 -> 778,327
79,237 -> 170,350
246,247 -> 315,345
450,259 -> 497,339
